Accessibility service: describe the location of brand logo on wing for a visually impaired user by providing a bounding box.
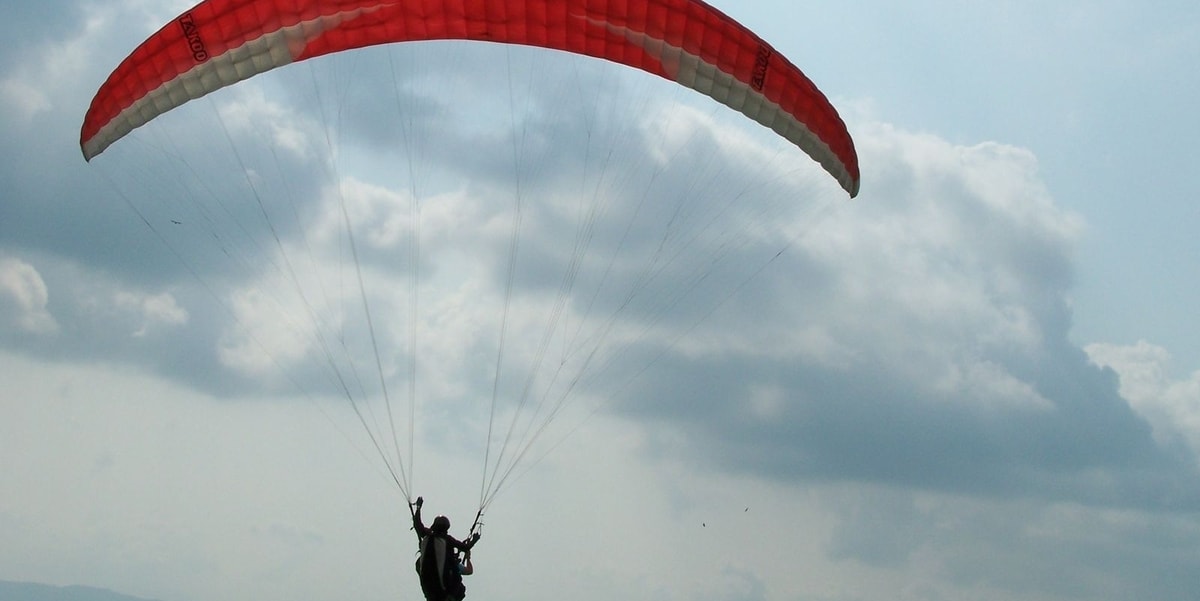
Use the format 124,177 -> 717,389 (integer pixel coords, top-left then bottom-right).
178,13 -> 209,63
751,47 -> 772,91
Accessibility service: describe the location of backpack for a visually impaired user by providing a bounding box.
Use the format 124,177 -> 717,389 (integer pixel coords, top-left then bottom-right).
416,535 -> 466,600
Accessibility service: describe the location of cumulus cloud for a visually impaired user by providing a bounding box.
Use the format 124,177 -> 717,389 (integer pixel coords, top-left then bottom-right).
618,123 -> 1195,509
0,0 -> 106,122
217,86 -> 321,160
114,290 -> 188,337
0,256 -> 59,335
1087,340 -> 1200,458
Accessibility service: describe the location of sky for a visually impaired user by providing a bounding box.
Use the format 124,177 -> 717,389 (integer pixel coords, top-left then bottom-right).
2,2 -> 1199,601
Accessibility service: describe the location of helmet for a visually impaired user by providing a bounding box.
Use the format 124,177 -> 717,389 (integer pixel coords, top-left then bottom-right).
432,515 -> 451,533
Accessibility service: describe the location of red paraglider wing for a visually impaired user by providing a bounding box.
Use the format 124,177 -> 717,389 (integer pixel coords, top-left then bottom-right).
81,0 -> 859,196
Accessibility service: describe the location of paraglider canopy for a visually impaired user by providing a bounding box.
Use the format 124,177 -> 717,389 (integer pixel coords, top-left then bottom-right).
80,0 -> 859,196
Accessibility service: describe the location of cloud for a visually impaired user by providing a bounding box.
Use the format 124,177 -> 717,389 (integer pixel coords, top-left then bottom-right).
0,78 -> 53,122
816,486 -> 1200,600
0,256 -> 59,335
4,10 -> 1200,601
1087,340 -> 1200,458
614,123 -> 1198,510
114,290 -> 188,337
217,86 -> 321,160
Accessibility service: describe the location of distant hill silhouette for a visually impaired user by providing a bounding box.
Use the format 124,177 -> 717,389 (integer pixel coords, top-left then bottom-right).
0,582 -> 163,601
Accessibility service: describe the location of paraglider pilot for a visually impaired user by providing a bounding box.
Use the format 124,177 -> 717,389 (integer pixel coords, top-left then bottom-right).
411,496 -> 481,601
